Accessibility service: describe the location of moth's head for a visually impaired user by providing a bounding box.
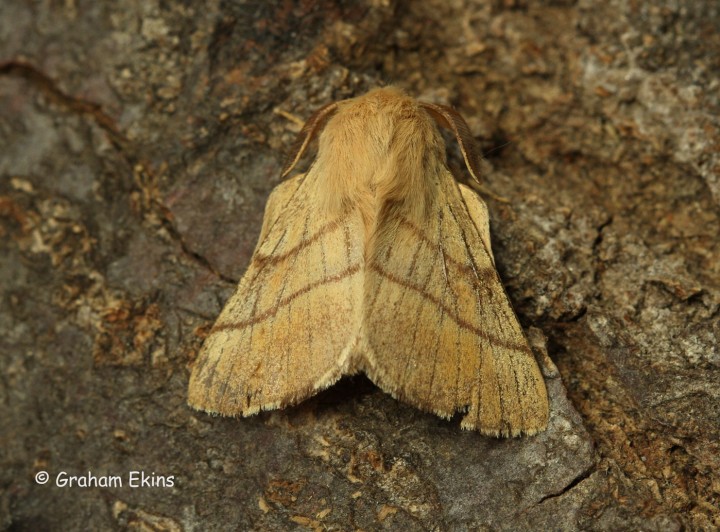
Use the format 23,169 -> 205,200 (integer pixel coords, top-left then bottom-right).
321,86 -> 445,170
282,86 -> 482,186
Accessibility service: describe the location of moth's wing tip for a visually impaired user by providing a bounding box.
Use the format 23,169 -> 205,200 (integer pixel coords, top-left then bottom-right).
364,363 -> 550,437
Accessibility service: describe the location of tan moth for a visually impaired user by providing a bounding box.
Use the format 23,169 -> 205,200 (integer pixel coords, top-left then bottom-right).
188,87 -> 548,436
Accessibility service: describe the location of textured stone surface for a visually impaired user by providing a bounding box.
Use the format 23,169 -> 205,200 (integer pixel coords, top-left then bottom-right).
1,0 -> 718,529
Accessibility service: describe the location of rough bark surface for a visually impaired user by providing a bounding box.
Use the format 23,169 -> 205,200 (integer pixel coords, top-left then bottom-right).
1,1 -> 718,530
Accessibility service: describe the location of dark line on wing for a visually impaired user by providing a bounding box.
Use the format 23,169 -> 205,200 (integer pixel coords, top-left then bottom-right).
450,182 -> 526,429
343,218 -> 353,270
203,245 -> 277,406
396,230 -> 425,309
487,331 -> 507,431
437,208 -> 464,409
253,215 -> 346,266
311,224 -> 329,369
447,199 -> 509,425
243,172 -> 310,289
200,348 -> 221,407
397,217 -> 493,279
211,264 -> 362,332
279,215 -> 311,401
320,225 -> 329,277
455,180 -> 494,261
445,204 -> 485,286
367,227 -> 394,314
241,191 -> 295,291
250,173 -> 308,270
370,263 -> 531,354
426,225 -> 449,405
511,349 -> 526,429
453,286 -> 463,409
400,236 -> 437,390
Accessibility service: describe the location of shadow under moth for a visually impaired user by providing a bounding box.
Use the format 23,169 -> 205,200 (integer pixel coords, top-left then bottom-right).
188,87 -> 548,437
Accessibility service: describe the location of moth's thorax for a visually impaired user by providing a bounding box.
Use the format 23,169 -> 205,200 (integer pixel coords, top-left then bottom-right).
311,87 -> 446,222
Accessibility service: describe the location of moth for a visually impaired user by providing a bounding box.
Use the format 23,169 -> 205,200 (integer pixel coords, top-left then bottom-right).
188,87 -> 548,436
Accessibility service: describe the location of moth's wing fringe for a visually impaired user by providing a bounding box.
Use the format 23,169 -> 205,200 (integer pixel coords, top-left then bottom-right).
190,340 -> 358,417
